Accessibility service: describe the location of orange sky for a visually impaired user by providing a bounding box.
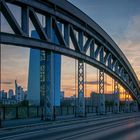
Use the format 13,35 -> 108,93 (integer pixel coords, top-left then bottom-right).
0,45 -> 138,102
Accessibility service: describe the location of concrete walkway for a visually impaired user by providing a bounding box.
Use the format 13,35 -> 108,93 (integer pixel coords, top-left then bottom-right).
0,112 -> 112,129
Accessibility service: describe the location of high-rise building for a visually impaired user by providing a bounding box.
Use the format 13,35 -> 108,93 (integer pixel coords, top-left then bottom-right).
8,89 -> 14,99
0,90 -> 3,99
0,90 -> 7,99
15,80 -> 26,102
27,29 -> 61,106
60,91 -> 65,100
27,45 -> 40,105
15,80 -> 17,97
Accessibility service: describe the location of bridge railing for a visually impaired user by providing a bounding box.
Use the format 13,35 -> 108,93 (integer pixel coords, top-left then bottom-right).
0,105 -> 98,120
0,103 -> 136,121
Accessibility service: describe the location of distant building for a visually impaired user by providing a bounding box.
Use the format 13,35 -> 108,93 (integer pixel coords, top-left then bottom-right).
28,29 -> 61,106
0,89 -> 17,105
27,44 -> 40,105
24,90 -> 28,100
8,89 -> 14,99
90,92 -> 99,106
90,92 -> 115,106
105,94 -> 114,102
0,91 -> 2,99
0,90 -> 7,99
60,91 -> 65,100
15,80 -> 26,102
61,97 -> 76,106
16,86 -> 24,102
1,98 -> 17,105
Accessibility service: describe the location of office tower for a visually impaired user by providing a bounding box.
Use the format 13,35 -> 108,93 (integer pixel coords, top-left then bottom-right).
8,89 -> 14,99
15,80 -> 26,102
28,29 -> 61,106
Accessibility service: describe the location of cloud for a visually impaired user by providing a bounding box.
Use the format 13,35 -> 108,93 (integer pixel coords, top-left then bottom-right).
118,15 -> 140,80
0,81 -> 12,85
85,81 -> 111,86
125,15 -> 140,42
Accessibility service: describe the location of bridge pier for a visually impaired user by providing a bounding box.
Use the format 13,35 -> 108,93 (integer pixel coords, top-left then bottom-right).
98,70 -> 105,115
113,80 -> 119,113
77,60 -> 85,117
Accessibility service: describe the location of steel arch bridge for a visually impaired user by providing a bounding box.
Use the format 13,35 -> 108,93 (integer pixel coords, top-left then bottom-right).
0,0 -> 140,119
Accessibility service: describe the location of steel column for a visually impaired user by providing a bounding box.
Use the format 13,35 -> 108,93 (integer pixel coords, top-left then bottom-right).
124,91 -> 130,113
133,100 -> 138,112
98,70 -> 105,114
77,60 -> 85,117
40,50 -> 46,108
40,51 -> 54,120
113,80 -> 119,113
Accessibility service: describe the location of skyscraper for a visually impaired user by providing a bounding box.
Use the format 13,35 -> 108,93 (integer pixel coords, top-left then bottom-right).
15,80 -> 26,102
8,89 -> 14,99
27,29 -> 61,106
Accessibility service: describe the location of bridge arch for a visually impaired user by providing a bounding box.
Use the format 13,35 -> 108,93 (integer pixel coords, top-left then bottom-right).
0,0 -> 140,104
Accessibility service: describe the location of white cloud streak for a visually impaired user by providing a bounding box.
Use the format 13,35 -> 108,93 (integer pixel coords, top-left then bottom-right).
118,15 -> 140,80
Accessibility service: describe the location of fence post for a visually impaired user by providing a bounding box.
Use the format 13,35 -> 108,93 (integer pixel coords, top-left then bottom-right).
16,106 -> 18,119
73,106 -> 74,114
67,106 -> 69,115
37,106 -> 39,117
74,105 -> 76,117
27,106 -> 29,118
53,106 -> 56,121
41,107 -> 44,120
61,106 -> 63,116
3,106 -> 5,120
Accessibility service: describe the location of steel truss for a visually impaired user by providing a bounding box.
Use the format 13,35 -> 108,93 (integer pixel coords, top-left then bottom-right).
98,70 -> 105,114
133,100 -> 138,112
40,50 -> 46,107
125,91 -> 130,113
40,51 -> 54,120
78,60 -> 85,117
113,80 -> 119,113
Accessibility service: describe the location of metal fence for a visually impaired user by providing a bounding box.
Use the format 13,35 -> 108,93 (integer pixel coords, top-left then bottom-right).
0,105 -> 101,120
0,106 -> 41,120
1,105 -> 133,120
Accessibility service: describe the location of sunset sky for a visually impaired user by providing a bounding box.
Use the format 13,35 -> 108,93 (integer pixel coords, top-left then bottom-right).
1,0 -> 140,98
